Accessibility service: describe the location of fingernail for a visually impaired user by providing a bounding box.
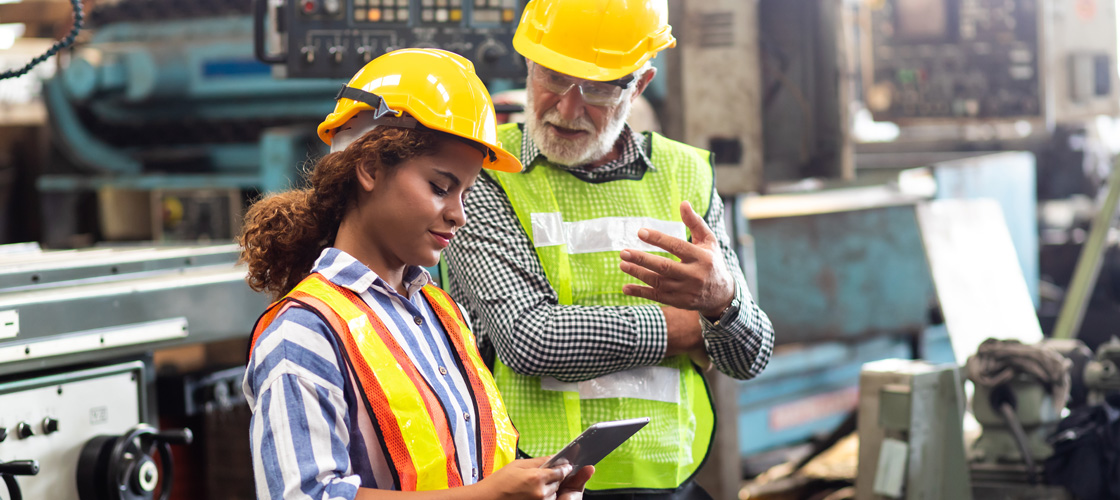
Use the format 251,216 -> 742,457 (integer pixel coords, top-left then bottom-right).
620,250 -> 631,259
561,465 -> 573,476
638,229 -> 649,239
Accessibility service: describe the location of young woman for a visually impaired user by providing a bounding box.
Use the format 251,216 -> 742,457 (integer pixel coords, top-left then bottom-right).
240,48 -> 592,500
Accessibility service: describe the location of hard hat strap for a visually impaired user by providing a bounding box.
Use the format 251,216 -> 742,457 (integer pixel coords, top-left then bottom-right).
336,85 -> 400,120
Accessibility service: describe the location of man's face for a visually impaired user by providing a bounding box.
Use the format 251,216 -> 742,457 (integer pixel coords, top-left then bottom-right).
524,62 -> 636,167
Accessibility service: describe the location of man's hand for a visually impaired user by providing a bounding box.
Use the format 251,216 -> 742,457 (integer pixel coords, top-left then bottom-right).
662,306 -> 711,370
620,201 -> 735,319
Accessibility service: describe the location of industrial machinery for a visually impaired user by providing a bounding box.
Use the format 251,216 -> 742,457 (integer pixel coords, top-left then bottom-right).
860,0 -> 1118,126
255,0 -> 526,80
0,243 -> 268,499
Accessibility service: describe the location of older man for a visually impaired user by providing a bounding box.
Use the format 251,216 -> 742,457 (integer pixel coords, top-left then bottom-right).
444,1 -> 775,498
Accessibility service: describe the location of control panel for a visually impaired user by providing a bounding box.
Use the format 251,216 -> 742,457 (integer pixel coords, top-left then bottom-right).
862,0 -> 1043,121
256,0 -> 527,80
0,362 -> 143,500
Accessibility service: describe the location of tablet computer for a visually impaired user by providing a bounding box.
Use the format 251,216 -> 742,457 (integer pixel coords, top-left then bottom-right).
540,417 -> 650,475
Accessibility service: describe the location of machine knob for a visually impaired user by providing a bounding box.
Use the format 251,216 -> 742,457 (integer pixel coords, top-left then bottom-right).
0,460 -> 38,476
41,417 -> 58,435
329,45 -> 345,64
301,45 -> 316,64
0,427 -> 7,442
14,423 -> 32,440
477,40 -> 507,64
356,45 -> 375,62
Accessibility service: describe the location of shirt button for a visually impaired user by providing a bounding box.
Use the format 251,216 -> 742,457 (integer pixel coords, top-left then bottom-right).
439,366 -> 448,375
463,412 -> 471,422
472,467 -> 477,478
413,316 -> 423,325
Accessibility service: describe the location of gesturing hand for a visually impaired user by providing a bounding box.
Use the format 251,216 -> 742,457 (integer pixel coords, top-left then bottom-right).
619,201 -> 735,319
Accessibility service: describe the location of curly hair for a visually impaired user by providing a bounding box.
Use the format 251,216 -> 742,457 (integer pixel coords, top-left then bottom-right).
239,126 -> 442,299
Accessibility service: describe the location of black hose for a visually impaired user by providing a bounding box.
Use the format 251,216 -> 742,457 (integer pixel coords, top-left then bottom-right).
1,474 -> 21,500
0,0 -> 83,80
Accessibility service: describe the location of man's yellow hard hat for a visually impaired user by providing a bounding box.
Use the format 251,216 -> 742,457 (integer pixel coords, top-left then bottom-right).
317,48 -> 522,173
512,0 -> 676,82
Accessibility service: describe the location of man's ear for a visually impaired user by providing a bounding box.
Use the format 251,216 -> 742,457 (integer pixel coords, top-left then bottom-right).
631,66 -> 657,103
355,161 -> 376,192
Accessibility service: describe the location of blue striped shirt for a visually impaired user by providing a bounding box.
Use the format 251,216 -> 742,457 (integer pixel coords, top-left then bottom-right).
243,248 -> 481,500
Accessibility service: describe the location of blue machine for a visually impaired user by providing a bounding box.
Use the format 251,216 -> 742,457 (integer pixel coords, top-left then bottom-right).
735,151 -> 1038,459
41,16 -> 341,194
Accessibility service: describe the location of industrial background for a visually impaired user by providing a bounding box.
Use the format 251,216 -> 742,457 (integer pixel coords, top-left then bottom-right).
1,0 -> 1120,499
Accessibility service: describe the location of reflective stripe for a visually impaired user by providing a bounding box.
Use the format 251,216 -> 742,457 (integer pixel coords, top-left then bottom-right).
540,366 -> 680,404
530,213 -> 687,255
250,274 -> 518,492
421,286 -> 518,477
298,278 -> 454,491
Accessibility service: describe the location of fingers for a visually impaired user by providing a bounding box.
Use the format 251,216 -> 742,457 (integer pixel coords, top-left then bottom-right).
517,456 -> 551,468
621,283 -> 662,303
620,250 -> 685,283
636,227 -> 698,260
562,465 -> 594,490
680,200 -> 715,244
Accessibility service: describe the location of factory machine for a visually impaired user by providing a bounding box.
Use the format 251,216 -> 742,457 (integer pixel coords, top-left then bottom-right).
0,243 -> 268,500
37,0 -> 528,245
687,0 -> 1120,483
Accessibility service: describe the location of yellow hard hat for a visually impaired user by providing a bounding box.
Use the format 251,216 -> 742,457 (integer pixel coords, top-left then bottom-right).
513,0 -> 676,82
317,48 -> 522,173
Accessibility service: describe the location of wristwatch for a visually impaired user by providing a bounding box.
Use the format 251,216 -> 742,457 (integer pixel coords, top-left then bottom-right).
708,295 -> 741,327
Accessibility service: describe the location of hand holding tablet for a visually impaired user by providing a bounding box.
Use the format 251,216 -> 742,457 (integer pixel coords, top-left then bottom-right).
541,417 -> 651,477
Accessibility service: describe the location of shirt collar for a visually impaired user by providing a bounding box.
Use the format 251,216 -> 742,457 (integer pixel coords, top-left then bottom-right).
311,247 -> 432,299
519,123 -> 657,176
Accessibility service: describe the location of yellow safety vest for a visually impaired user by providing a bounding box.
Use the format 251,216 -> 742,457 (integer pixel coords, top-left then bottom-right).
249,273 -> 518,491
485,123 -> 716,492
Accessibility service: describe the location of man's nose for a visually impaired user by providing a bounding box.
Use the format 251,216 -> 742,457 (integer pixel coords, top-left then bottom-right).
555,86 -> 586,122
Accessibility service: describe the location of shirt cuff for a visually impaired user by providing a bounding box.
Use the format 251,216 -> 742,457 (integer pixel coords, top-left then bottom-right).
700,284 -> 748,340
627,305 -> 668,366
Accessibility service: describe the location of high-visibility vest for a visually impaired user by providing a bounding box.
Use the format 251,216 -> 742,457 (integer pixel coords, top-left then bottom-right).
484,123 -> 716,492
248,273 -> 518,491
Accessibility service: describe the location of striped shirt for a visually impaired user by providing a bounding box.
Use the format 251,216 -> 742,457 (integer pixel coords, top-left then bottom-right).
444,124 -> 774,382
243,248 -> 481,500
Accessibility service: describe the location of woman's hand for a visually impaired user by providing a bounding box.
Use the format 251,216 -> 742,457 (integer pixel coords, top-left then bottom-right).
479,457 -> 571,500
558,465 -> 594,500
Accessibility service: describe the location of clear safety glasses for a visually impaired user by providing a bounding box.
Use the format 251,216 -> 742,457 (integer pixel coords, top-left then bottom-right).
530,64 -> 637,107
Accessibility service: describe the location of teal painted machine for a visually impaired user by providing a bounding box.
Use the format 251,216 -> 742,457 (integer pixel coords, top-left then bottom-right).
41,15 -> 341,194
735,151 -> 1038,460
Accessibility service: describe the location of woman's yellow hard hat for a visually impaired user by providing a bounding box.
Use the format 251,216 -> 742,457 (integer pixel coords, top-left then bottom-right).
317,48 -> 522,173
512,0 -> 676,82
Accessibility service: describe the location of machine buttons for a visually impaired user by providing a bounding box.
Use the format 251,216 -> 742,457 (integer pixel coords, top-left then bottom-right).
329,46 -> 345,64
15,422 -> 33,440
42,417 -> 59,435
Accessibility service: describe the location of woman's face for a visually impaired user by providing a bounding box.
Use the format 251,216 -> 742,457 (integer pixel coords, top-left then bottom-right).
356,138 -> 484,270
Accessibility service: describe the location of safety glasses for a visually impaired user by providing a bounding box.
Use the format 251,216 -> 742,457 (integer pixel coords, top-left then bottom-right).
530,64 -> 637,107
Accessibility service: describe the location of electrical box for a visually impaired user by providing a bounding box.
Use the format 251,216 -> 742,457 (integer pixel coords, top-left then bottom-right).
860,0 -> 1118,125
258,0 -> 527,80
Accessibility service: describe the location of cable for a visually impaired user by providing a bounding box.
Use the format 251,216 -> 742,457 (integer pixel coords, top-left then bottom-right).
0,0 -> 84,80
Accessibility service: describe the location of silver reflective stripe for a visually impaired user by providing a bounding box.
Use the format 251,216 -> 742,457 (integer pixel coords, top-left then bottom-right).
530,213 -> 687,255
540,366 -> 681,404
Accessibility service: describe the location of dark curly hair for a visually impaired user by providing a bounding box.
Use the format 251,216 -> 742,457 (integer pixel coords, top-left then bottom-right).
239,126 -> 443,299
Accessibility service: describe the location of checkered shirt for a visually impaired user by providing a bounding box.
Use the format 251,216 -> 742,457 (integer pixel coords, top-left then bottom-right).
443,124 -> 774,382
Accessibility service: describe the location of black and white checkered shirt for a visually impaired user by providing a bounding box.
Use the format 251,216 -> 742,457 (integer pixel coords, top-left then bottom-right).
444,124 -> 774,382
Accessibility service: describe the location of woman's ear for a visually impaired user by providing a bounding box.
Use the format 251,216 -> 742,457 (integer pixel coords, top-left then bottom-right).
355,160 -> 376,192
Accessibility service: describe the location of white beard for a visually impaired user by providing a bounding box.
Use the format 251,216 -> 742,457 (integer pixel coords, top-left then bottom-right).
524,83 -> 632,167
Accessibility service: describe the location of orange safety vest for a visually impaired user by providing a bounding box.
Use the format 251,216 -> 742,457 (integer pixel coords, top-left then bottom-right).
248,273 -> 518,491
